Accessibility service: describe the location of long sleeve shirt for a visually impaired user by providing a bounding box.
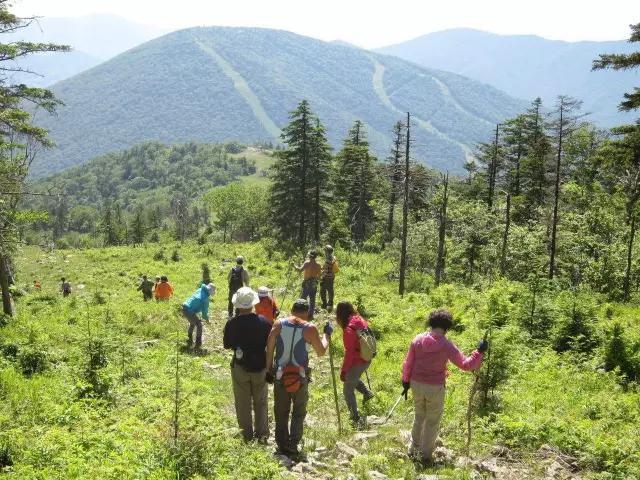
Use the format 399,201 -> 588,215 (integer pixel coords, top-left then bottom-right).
341,314 -> 370,377
182,284 -> 211,320
402,330 -> 483,386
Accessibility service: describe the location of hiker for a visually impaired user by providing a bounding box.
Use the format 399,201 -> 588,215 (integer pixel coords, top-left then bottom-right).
60,277 -> 71,297
182,282 -> 216,350
320,245 -> 339,312
335,301 -> 374,426
265,298 -> 333,457
153,275 -> 161,295
155,275 -> 173,301
254,286 -> 279,324
228,256 -> 250,318
401,308 -> 488,463
223,287 -> 272,443
137,275 -> 154,301
293,251 -> 321,319
33,280 -> 41,290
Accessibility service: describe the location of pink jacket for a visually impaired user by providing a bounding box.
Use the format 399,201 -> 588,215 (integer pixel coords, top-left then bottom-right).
402,330 -> 483,386
341,314 -> 369,377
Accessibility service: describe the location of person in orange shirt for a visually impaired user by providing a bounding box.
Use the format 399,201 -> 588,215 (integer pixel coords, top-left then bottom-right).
294,250 -> 322,319
155,275 -> 174,301
254,286 -> 279,324
33,280 -> 41,290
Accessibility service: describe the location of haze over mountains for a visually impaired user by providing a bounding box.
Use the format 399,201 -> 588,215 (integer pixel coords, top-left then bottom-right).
30,26 -> 525,177
377,28 -> 637,126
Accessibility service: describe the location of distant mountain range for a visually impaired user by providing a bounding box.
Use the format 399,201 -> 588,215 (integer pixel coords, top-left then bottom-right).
377,28 -> 638,126
6,14 -> 166,87
29,27 -> 525,177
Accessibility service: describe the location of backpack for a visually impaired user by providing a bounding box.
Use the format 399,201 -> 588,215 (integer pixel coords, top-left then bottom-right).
229,266 -> 244,290
280,323 -> 304,393
62,282 -> 71,294
354,327 -> 377,362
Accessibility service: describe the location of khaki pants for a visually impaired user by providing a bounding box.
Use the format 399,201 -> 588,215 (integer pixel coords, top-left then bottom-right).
410,381 -> 446,460
231,363 -> 269,441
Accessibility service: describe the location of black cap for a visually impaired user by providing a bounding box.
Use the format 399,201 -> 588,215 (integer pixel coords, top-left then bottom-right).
292,298 -> 310,313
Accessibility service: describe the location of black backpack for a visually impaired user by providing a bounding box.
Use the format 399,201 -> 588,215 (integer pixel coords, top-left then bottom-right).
229,266 -> 244,290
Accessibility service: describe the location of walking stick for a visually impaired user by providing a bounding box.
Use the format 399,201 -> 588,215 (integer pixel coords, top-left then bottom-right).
365,370 -> 372,391
327,331 -> 343,434
382,393 -> 404,424
465,327 -> 491,456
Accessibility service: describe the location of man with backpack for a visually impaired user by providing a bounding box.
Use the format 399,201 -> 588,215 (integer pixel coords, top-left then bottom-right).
265,298 -> 333,457
228,256 -> 250,318
293,251 -> 321,319
223,287 -> 272,443
320,245 -> 339,313
335,301 -> 375,427
60,277 -> 72,297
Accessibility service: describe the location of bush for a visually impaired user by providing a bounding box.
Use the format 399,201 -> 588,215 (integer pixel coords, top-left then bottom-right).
553,291 -> 598,354
171,249 -> 181,262
18,346 -> 48,376
1,343 -> 19,360
153,249 -> 165,261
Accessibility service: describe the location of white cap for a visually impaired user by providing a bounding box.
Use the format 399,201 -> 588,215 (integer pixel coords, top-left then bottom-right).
232,286 -> 260,309
257,286 -> 270,298
205,283 -> 216,296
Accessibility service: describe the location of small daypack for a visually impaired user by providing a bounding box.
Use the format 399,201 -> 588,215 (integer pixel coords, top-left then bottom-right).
280,323 -> 304,393
62,282 -> 71,294
354,327 -> 377,362
229,266 -> 244,290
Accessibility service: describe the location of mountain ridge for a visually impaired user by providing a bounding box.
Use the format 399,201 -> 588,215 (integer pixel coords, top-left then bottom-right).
30,26 -> 527,177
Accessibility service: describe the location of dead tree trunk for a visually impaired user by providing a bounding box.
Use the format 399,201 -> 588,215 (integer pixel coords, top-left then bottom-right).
0,254 -> 13,316
398,113 -> 411,296
623,213 -> 636,302
435,173 -> 449,286
500,193 -> 511,276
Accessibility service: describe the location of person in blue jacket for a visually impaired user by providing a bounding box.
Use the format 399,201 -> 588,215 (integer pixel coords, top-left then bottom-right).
183,283 -> 216,349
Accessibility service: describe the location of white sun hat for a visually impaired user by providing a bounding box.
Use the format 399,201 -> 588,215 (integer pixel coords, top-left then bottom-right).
232,286 -> 260,309
257,286 -> 271,298
205,283 -> 216,296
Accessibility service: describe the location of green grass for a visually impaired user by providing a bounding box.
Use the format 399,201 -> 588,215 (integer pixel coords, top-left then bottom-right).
1,242 -> 639,479
231,148 -> 275,186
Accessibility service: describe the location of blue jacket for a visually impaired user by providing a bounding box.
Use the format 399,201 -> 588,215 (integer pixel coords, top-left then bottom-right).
183,284 -> 210,320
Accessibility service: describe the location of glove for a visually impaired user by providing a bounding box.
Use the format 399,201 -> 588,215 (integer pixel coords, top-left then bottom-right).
323,322 -> 334,336
340,371 -> 346,382
265,371 -> 274,384
402,381 -> 411,400
477,339 -> 489,353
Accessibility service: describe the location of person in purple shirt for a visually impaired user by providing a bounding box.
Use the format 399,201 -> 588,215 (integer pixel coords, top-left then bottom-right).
401,308 -> 488,464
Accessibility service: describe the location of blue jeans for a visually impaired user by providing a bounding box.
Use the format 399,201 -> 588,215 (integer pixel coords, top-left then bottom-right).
300,279 -> 318,317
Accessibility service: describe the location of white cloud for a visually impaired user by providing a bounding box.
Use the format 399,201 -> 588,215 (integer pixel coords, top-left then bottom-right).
12,0 -> 636,47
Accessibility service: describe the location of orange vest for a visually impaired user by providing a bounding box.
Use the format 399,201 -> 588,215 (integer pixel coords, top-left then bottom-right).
255,297 -> 278,323
155,282 -> 173,300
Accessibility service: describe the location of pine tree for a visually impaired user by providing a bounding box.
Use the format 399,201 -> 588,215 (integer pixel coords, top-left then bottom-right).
385,121 -> 404,245
130,208 -> 146,245
548,96 -> 583,280
593,23 -> 640,112
335,121 -> 376,245
308,118 -> 332,242
101,203 -> 118,247
270,100 -> 316,246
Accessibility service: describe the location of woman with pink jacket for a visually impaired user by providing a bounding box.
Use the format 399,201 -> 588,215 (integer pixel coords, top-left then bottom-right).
401,308 -> 488,463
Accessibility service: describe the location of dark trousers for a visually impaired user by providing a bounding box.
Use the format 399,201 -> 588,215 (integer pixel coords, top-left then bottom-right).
183,306 -> 202,347
320,277 -> 334,310
274,379 -> 309,451
300,279 -> 318,317
343,362 -> 372,421
228,287 -> 240,317
143,291 -> 152,301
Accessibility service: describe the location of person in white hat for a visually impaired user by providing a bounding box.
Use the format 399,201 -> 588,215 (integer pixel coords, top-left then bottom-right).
223,286 -> 272,443
254,286 -> 280,324
182,283 -> 216,350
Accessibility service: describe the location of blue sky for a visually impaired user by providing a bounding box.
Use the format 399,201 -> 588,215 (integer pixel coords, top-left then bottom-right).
14,0 -> 638,48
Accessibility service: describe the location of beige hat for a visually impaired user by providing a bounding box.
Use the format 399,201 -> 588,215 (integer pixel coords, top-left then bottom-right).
205,283 -> 216,296
232,286 -> 260,309
257,286 -> 270,298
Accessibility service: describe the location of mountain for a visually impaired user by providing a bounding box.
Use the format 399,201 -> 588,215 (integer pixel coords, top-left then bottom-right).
6,14 -> 168,86
377,28 -> 638,127
30,26 -> 526,177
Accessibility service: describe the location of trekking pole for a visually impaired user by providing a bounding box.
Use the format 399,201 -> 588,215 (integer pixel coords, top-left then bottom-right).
365,370 -> 372,391
382,393 -> 404,425
464,327 -> 491,456
327,330 -> 343,434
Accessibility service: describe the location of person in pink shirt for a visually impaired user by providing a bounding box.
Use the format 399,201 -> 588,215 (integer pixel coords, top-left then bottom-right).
401,308 -> 488,463
336,301 -> 374,426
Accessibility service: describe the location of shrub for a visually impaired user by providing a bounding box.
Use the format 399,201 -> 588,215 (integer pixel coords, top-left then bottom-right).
18,346 -> 48,376
171,249 -> 181,262
0,343 -> 19,360
153,249 -> 165,261
553,291 -> 598,354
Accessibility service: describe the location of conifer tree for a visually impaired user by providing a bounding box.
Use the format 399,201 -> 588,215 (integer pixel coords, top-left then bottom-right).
130,208 -> 146,245
271,100 -> 316,246
335,121 -> 376,245
385,121 -> 404,245
308,118 -> 332,242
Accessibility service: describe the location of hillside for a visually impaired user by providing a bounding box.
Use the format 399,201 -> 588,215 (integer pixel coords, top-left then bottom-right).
1,242 -> 639,478
377,28 -> 638,127
30,27 -> 526,177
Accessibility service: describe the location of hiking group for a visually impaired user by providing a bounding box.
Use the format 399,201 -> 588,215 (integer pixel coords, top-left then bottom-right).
137,246 -> 489,464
